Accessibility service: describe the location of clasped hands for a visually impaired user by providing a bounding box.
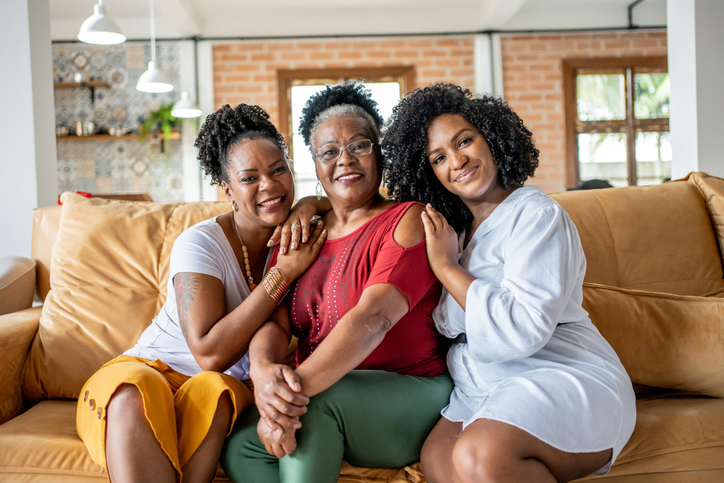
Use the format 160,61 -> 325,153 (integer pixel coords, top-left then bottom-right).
251,363 -> 309,458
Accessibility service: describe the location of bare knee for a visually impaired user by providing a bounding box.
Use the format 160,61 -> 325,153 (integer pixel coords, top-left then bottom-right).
107,384 -> 145,422
452,437 -> 508,483
420,437 -> 446,483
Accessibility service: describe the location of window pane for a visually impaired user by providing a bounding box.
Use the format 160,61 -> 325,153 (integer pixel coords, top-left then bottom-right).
578,133 -> 628,187
290,82 -> 400,199
576,75 -> 625,121
635,132 -> 671,185
291,85 -> 327,199
633,73 -> 670,119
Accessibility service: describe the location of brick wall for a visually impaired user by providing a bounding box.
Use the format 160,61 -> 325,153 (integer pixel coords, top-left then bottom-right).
500,30 -> 668,192
211,31 -> 668,194
212,36 -> 475,130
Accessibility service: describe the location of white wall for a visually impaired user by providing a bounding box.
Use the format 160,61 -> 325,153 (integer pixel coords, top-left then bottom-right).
177,40 -> 202,202
197,40 -> 217,201
668,0 -> 724,178
0,0 -> 57,259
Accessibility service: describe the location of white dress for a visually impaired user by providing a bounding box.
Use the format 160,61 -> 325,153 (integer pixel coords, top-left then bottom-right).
125,217 -> 269,381
434,186 -> 636,474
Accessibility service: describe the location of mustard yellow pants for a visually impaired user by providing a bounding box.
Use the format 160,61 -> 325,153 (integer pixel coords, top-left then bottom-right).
76,355 -> 254,478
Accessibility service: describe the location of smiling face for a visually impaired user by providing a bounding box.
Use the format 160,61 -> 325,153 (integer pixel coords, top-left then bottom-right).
426,113 -> 505,208
313,115 -> 381,208
222,137 -> 294,229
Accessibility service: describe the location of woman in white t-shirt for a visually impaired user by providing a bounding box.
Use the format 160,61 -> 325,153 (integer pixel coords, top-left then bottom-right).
76,103 -> 326,483
384,84 -> 635,483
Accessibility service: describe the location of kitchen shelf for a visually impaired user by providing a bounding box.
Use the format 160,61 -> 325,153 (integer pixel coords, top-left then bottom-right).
54,81 -> 111,103
56,132 -> 181,142
54,81 -> 111,89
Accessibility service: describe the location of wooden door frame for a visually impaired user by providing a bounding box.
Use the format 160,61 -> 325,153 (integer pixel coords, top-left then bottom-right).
277,66 -> 415,158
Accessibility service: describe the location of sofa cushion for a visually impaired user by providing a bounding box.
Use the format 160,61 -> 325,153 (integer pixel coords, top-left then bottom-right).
688,172 -> 724,268
22,193 -> 228,402
553,179 -> 724,295
583,283 -> 724,397
31,205 -> 62,302
0,401 -> 414,483
575,392 -> 724,482
2,396 -> 723,483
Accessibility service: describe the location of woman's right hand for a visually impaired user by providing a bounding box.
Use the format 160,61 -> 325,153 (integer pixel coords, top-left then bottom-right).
274,219 -> 327,281
257,409 -> 298,457
250,362 -> 310,430
421,204 -> 460,277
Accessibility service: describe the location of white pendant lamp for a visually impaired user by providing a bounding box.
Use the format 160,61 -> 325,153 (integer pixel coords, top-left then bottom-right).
171,92 -> 202,118
136,0 -> 174,93
77,0 -> 126,45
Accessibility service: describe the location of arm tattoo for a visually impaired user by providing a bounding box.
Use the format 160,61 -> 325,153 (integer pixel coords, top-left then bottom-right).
175,273 -> 200,341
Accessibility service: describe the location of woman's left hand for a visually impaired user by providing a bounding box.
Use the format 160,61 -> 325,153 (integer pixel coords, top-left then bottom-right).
251,362 -> 309,429
421,204 -> 460,277
268,196 -> 331,255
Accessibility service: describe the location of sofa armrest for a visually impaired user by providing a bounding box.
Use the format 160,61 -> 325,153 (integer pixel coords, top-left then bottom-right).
0,306 -> 41,425
0,256 -> 36,316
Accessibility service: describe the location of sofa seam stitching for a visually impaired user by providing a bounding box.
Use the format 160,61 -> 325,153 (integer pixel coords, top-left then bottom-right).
591,191 -> 621,287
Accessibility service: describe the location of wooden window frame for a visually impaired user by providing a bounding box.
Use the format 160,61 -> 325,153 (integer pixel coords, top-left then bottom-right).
277,66 -> 415,159
562,56 -> 669,189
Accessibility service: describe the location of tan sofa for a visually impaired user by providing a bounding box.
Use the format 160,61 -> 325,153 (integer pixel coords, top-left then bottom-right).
1,172 -> 724,482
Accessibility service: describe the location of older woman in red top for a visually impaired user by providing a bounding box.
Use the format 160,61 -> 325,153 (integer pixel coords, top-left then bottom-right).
222,82 -> 453,483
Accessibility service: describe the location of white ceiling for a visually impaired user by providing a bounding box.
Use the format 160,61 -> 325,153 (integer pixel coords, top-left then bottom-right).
50,0 -> 667,41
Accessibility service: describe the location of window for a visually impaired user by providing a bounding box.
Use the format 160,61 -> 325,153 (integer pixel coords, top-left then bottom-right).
278,67 -> 414,198
563,57 -> 670,188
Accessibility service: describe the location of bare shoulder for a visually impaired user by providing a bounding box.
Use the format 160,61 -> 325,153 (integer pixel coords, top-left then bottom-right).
393,203 -> 426,248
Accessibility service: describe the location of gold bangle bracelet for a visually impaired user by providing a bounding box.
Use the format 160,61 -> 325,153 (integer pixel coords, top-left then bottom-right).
261,267 -> 289,305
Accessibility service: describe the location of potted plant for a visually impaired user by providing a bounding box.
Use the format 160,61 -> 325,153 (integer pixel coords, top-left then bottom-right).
138,103 -> 178,142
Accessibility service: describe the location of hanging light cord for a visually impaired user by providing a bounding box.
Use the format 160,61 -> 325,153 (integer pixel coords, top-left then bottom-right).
149,0 -> 156,62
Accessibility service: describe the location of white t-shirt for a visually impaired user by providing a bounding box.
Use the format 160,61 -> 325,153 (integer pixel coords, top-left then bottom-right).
125,217 -> 267,380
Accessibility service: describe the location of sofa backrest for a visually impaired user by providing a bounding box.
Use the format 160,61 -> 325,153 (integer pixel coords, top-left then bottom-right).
26,174 -> 724,401
551,173 -> 724,296
31,205 -> 61,302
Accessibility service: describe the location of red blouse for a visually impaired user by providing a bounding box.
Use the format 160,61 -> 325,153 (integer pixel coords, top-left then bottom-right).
276,202 -> 446,378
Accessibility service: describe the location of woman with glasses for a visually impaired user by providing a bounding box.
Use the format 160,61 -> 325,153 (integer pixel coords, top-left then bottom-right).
222,82 -> 453,483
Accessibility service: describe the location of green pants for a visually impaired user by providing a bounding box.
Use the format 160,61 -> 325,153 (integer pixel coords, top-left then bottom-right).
221,370 -> 453,483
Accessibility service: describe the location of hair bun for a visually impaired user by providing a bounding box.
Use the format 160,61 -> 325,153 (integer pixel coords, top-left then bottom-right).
298,81 -> 384,147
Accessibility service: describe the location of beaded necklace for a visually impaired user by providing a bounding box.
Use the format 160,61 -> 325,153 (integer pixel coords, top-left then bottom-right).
233,219 -> 257,291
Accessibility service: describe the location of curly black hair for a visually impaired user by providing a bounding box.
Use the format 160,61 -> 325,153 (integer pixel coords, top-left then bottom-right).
383,83 -> 539,232
298,81 -> 384,149
195,103 -> 288,186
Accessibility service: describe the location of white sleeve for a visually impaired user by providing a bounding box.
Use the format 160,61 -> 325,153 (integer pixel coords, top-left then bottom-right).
169,225 -> 224,282
465,205 -> 584,363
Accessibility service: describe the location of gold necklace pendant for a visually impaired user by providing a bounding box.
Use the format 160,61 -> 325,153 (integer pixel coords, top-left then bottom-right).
233,216 -> 256,291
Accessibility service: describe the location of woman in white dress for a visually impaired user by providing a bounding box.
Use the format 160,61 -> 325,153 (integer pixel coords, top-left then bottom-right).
383,84 -> 636,483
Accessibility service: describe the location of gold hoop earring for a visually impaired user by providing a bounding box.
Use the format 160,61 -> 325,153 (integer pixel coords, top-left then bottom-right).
229,201 -> 238,212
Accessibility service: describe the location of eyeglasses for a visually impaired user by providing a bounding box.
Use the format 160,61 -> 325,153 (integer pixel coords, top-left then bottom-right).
315,139 -> 375,163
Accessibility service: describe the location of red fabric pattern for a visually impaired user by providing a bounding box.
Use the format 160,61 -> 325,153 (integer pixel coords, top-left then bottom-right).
282,202 -> 446,377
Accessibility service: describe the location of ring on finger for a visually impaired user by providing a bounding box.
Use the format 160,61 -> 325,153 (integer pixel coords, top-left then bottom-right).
291,222 -> 301,229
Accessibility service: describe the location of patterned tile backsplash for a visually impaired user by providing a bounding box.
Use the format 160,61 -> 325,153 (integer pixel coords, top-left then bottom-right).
53,42 -> 186,202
